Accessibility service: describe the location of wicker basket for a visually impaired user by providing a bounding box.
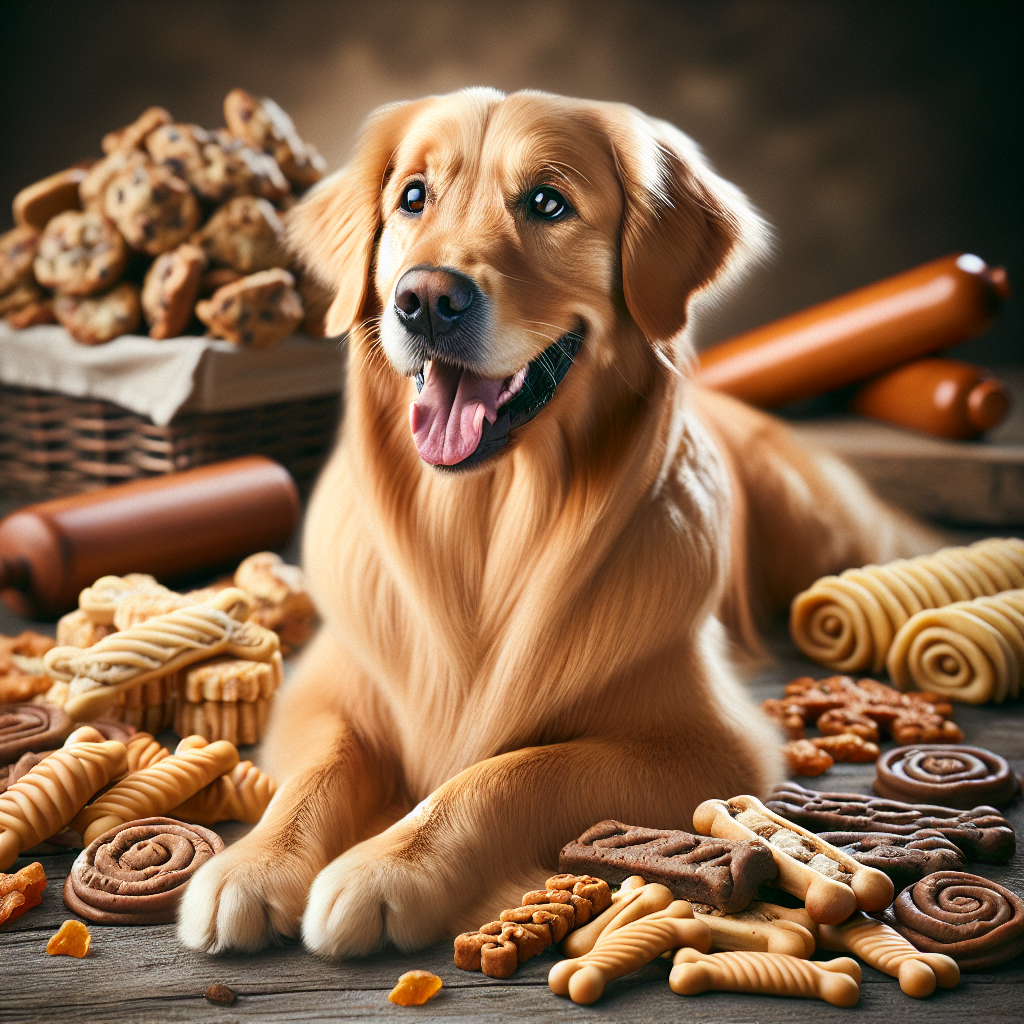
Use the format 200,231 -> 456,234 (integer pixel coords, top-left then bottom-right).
0,384 -> 340,498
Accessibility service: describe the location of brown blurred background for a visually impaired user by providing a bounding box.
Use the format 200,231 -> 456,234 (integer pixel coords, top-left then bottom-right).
1,0 -> 1020,363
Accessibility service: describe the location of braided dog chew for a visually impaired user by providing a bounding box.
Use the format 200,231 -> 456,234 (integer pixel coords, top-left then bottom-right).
670,949 -> 861,1007
549,902 -> 712,1005
125,732 -> 170,772
819,910 -> 959,997
886,589 -> 1024,703
169,759 -> 276,824
71,738 -> 239,845
789,538 -> 1024,673
0,740 -> 127,870
694,796 -> 893,923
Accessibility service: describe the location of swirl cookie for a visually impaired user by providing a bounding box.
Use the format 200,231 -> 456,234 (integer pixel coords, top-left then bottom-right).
54,281 -> 142,346
104,162 -> 201,256
0,225 -> 39,295
13,166 -> 88,230
101,106 -> 173,155
875,744 -> 1019,808
195,268 -> 304,349
0,704 -> 73,764
63,816 -> 223,925
190,196 -> 288,273
33,210 -> 128,296
141,242 -> 206,339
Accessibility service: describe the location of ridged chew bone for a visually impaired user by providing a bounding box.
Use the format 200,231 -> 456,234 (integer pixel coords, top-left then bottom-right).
169,758 -> 276,824
0,740 -> 127,870
549,902 -> 712,1004
670,949 -> 861,1006
562,882 -> 675,957
819,910 -> 959,997
693,901 -> 818,959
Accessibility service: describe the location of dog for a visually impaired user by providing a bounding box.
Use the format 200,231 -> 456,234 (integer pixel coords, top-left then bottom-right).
178,88 -> 939,956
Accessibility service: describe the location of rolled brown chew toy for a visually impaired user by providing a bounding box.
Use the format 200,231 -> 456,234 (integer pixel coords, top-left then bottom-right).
874,745 -> 1018,809
789,538 -> 1024,674
879,870 -> 1024,970
0,703 -> 73,763
549,902 -> 712,1005
669,949 -> 861,1007
819,910 -> 959,997
886,589 -> 1024,704
0,739 -> 127,870
695,253 -> 1010,408
63,816 -> 224,925
850,358 -> 1011,440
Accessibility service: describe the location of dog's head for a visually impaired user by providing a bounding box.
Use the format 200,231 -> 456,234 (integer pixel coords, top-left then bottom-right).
291,88 -> 767,470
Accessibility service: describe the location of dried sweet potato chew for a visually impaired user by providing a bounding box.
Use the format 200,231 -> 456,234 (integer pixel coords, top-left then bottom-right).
169,758 -> 276,824
388,970 -> 442,1006
0,861 -> 46,925
782,739 -> 834,776
71,739 -> 239,845
47,918 -> 91,957
0,740 -> 127,870
125,732 -> 170,772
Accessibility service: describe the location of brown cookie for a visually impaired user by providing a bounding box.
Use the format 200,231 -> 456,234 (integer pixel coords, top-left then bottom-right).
6,299 -> 55,329
195,268 -> 303,348
0,281 -> 48,318
101,106 -> 173,155
0,225 -> 40,294
54,281 -> 142,345
12,167 -> 88,230
104,163 -> 201,256
141,243 -> 207,339
79,149 -> 150,211
190,195 -> 288,273
198,267 -> 242,297
33,210 -> 129,296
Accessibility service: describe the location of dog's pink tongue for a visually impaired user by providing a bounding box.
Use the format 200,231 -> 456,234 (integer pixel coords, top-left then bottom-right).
410,361 -> 502,465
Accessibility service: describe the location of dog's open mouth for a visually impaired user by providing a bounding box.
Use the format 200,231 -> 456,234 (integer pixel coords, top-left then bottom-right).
409,329 -> 583,469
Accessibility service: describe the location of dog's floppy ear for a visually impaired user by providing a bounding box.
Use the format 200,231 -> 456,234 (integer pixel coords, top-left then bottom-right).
597,105 -> 769,344
288,99 -> 431,337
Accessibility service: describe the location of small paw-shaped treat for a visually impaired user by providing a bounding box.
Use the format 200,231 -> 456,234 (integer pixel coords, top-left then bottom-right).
0,225 -> 39,295
190,196 -> 288,273
141,243 -> 206,339
33,210 -> 129,296
195,268 -> 303,349
101,106 -> 172,155
104,162 -> 201,256
13,167 -> 88,230
54,281 -> 142,346
816,707 -> 879,743
79,149 -> 150,211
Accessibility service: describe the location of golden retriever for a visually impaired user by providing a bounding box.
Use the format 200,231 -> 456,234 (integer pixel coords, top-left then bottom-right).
178,88 -> 938,956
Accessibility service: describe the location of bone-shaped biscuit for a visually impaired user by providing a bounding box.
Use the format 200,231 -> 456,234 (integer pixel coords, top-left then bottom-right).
693,901 -> 819,959
549,901 -> 712,1004
562,882 -> 675,957
694,795 -> 893,923
670,948 -> 861,1006
819,910 -> 960,997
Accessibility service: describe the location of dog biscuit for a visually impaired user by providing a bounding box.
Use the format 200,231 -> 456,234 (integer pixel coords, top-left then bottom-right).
56,609 -> 115,648
669,949 -> 861,1007
53,281 -> 142,346
561,881 -> 675,957
195,267 -> 303,348
104,162 -> 201,255
79,148 -> 150,211
102,106 -> 173,154
0,225 -> 39,295
691,901 -> 818,959
190,195 -> 288,274
6,297 -> 55,328
79,574 -> 166,625
173,695 -> 272,746
235,552 -> 317,652
141,242 -> 206,339
874,744 -> 1018,809
169,758 -> 276,824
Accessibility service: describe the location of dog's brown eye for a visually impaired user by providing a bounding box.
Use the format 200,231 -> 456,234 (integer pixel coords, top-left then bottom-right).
529,186 -> 569,220
400,181 -> 426,214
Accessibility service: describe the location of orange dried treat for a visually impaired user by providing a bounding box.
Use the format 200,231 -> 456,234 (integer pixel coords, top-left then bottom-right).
0,861 -> 46,926
811,733 -> 880,763
388,970 -> 442,1006
47,918 -> 91,957
786,691 -> 849,722
782,739 -> 834,777
760,699 -> 806,740
816,708 -> 880,743
891,713 -> 964,745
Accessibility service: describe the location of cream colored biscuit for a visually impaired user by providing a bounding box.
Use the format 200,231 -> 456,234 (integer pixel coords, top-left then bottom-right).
33,210 -> 129,296
56,609 -> 116,648
141,242 -> 206,339
195,268 -> 303,348
182,653 -> 282,703
53,281 -> 142,346
13,167 -> 87,230
692,901 -> 818,959
561,882 -> 675,958
79,149 -> 150,211
173,696 -> 271,746
79,573 -> 165,625
104,163 -> 201,256
190,196 -> 288,274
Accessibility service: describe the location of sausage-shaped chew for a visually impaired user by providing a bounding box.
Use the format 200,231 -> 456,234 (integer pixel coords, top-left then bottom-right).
695,253 -> 1010,408
851,358 -> 1010,440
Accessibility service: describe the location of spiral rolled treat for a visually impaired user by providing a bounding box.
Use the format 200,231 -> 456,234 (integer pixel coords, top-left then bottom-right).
0,703 -> 73,763
549,902 -> 712,1005
875,745 -> 1018,809
669,949 -> 861,1007
169,759 -> 276,825
789,538 -> 1024,673
71,739 -> 239,844
886,590 -> 1024,704
882,871 -> 1024,970
63,816 -> 224,924
0,740 -> 127,870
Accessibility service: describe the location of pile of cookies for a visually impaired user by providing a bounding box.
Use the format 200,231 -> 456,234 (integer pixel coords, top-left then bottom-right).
0,89 -> 333,346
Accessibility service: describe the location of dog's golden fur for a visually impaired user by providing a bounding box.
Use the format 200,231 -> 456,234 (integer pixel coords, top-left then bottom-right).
178,88 -> 939,956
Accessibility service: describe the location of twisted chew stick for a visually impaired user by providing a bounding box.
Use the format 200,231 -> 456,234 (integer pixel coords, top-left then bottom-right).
790,538 -> 1024,673
819,910 -> 959,997
549,901 -> 712,1005
0,740 -> 127,870
886,590 -> 1024,703
670,949 -> 861,1007
71,738 -> 238,845
125,732 -> 170,772
169,759 -> 276,825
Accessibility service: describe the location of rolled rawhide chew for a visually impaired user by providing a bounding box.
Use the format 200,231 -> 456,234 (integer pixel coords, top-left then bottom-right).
549,901 -> 712,1005
692,901 -> 818,959
0,703 -> 73,763
886,589 -> 1024,703
693,795 -> 893,922
819,910 -> 959,997
561,882 -> 675,957
669,948 -> 861,1007
789,538 -> 1024,673
169,758 -> 276,824
63,816 -> 224,925
71,738 -> 239,845
0,739 -> 127,870
874,744 -> 1018,809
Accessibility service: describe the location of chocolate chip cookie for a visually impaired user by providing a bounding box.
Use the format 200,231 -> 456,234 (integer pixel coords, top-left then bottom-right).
54,280 -> 142,345
190,195 -> 288,273
101,106 -> 172,155
142,242 -> 207,339
33,210 -> 129,296
79,149 -> 150,211
195,268 -> 303,348
104,162 -> 201,255
0,225 -> 39,295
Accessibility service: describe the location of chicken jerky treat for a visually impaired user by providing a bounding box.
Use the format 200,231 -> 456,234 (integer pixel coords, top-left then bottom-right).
33,210 -> 129,296
141,242 -> 206,339
559,820 -> 777,914
0,225 -> 39,295
104,162 -> 200,255
195,268 -> 303,349
875,744 -> 1018,809
63,816 -> 223,925
0,861 -> 46,926
818,829 -> 967,889
53,281 -> 142,346
190,195 -> 288,274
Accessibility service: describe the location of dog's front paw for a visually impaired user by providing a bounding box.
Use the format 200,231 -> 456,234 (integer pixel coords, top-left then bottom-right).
178,837 -> 316,954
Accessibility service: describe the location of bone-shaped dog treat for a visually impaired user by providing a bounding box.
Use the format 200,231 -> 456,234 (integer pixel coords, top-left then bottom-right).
71,737 -> 238,844
693,795 -> 893,923
819,910 -> 960,998
549,901 -> 712,1004
0,739 -> 127,870
670,948 -> 861,1006
692,901 -> 819,959
169,758 -> 276,824
562,882 -> 675,957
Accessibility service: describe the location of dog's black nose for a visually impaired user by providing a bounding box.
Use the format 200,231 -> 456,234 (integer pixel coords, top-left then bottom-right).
394,266 -> 478,339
